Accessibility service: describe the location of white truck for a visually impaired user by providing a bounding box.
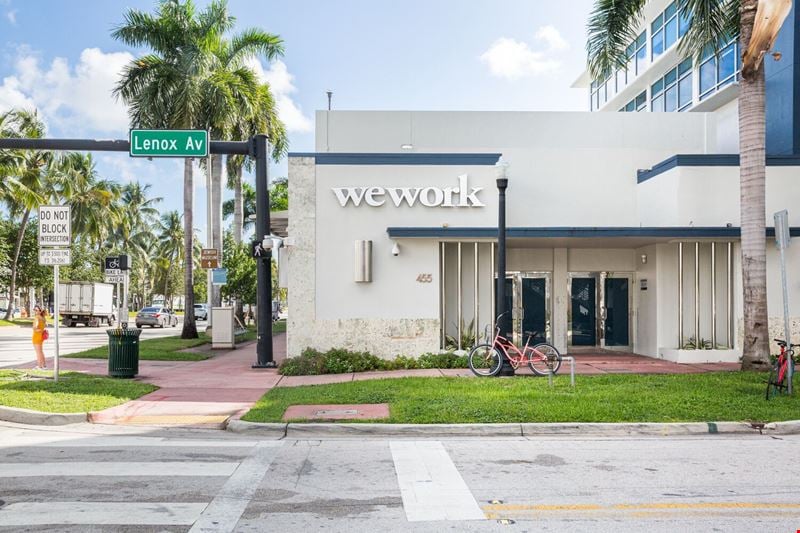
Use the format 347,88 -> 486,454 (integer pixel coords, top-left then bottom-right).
59,282 -> 116,327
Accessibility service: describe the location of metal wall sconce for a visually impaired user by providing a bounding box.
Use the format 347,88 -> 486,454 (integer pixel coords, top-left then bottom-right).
354,240 -> 373,282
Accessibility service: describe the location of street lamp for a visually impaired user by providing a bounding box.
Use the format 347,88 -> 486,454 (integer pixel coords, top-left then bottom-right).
495,160 -> 514,376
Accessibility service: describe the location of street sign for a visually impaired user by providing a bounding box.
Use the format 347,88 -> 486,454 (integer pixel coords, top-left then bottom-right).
39,248 -> 71,266
38,205 -> 71,247
129,129 -> 209,158
201,248 -> 219,268
212,268 -> 228,285
105,256 -> 129,271
105,274 -> 125,284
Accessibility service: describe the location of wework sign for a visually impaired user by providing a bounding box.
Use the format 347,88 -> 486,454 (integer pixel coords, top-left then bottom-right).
332,175 -> 484,208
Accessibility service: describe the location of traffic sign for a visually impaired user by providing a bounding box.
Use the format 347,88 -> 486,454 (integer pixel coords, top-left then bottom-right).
775,209 -> 790,250
105,256 -> 129,271
105,274 -> 125,284
39,248 -> 71,266
251,240 -> 265,258
201,248 -> 218,258
38,205 -> 71,247
212,268 -> 228,285
201,258 -> 219,269
201,248 -> 219,269
130,129 -> 209,158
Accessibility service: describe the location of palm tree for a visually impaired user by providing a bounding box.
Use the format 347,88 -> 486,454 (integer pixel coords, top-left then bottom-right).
0,109 -> 54,320
223,180 -> 256,237
156,210 -> 184,307
586,0 -> 788,369
113,0 -> 234,338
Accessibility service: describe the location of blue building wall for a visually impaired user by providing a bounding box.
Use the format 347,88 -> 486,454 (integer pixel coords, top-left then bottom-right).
766,3 -> 800,155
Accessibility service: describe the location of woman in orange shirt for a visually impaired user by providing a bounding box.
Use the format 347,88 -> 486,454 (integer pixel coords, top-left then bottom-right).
32,305 -> 47,370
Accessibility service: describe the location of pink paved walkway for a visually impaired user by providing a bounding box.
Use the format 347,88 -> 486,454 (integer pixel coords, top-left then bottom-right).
14,337 -> 739,428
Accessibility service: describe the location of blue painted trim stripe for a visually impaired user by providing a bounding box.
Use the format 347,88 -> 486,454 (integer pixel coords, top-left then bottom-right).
387,226 -> 800,238
287,152 -> 502,165
637,154 -> 800,182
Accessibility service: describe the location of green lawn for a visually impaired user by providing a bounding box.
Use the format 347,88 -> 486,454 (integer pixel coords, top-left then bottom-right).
0,370 -> 157,413
242,372 -> 800,424
65,324 -> 260,361
65,333 -> 211,361
0,319 -> 15,327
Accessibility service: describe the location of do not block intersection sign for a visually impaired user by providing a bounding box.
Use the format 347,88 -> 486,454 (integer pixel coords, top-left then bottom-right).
38,205 -> 71,247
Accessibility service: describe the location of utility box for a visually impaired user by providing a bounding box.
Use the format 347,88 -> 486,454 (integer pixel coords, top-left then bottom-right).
211,307 -> 235,349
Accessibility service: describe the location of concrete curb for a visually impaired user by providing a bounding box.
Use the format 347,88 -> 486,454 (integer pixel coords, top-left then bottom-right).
0,405 -> 88,426
226,419 -> 800,438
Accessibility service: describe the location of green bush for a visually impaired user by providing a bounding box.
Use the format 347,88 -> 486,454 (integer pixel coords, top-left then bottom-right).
278,348 -> 468,376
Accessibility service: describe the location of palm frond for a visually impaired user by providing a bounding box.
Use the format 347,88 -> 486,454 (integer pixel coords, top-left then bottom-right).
678,0 -> 739,64
586,0 -> 648,79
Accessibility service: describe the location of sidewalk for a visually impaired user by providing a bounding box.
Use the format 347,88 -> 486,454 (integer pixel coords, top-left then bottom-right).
20,338 -> 739,428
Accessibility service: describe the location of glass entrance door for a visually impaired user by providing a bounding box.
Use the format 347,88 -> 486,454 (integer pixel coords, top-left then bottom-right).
570,277 -> 597,346
603,277 -> 630,347
503,273 -> 550,345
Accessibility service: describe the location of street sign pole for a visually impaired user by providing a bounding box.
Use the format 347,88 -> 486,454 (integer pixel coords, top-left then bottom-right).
206,133 -> 213,331
53,264 -> 60,383
775,210 -> 792,394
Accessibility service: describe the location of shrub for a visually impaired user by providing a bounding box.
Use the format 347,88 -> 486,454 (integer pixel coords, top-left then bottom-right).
278,348 -> 469,376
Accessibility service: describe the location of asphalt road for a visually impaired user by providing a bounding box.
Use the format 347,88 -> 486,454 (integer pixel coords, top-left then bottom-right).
0,423 -> 798,532
0,317 -> 205,368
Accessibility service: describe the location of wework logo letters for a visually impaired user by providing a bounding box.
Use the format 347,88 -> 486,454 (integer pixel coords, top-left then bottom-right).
332,175 -> 484,208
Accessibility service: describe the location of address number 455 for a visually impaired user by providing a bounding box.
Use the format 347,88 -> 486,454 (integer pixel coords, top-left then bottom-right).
416,274 -> 433,283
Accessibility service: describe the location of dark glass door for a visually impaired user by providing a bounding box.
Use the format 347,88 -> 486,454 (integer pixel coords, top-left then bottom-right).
604,278 -> 630,346
503,277 -> 514,340
571,278 -> 596,346
521,278 -> 547,344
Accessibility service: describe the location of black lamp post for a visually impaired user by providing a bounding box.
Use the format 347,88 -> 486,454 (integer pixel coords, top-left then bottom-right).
495,166 -> 515,376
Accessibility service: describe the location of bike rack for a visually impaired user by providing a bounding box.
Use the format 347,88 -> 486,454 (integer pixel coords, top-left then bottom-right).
547,356 -> 575,388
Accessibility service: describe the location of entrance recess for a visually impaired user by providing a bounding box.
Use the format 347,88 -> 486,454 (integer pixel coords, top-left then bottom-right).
504,273 -> 551,345
568,272 -> 632,351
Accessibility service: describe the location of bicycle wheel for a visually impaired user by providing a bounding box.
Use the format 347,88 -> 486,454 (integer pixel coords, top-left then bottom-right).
766,367 -> 782,400
468,344 -> 503,377
528,343 -> 562,376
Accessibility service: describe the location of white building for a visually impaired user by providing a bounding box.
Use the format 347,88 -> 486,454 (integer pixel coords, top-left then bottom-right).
284,1 -> 800,363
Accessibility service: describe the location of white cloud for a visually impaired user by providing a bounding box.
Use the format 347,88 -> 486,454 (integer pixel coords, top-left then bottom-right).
479,26 -> 569,81
6,9 -> 16,24
535,25 -> 569,51
246,58 -> 312,133
0,47 -> 132,134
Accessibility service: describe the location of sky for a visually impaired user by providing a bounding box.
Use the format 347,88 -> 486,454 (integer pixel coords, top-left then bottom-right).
0,0 -> 594,242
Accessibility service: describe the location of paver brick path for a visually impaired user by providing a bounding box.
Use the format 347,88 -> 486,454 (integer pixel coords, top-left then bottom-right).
14,336 -> 738,427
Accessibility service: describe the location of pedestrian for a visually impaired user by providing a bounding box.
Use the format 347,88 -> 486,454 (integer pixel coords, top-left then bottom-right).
31,305 -> 48,370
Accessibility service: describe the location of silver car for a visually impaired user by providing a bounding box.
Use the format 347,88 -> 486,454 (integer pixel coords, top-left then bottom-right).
135,306 -> 178,328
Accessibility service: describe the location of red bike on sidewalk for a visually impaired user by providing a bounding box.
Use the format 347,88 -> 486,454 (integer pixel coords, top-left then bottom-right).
766,338 -> 798,400
468,314 -> 562,377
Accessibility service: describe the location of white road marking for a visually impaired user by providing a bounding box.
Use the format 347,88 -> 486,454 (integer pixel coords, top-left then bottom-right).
0,461 -> 239,477
189,440 -> 284,532
0,502 -> 207,526
390,441 -> 485,522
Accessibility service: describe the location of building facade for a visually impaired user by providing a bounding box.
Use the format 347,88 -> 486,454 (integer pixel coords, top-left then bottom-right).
284,2 -> 800,363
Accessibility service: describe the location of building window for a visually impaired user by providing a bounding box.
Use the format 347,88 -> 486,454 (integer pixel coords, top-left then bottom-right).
652,1 -> 689,61
651,58 -> 693,112
699,40 -> 739,100
620,91 -> 647,112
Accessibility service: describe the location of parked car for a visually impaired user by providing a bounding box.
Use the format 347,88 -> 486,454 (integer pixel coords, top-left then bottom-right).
135,306 -> 178,328
193,303 -> 208,321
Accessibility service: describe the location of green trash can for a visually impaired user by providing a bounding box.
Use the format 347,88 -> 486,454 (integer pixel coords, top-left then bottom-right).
106,328 -> 141,378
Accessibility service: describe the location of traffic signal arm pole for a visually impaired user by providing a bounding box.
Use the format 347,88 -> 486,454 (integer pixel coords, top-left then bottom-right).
252,134 -> 275,368
0,138 -> 250,155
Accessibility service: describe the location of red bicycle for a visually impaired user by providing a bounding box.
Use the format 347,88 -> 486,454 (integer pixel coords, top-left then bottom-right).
766,338 -> 798,400
468,314 -> 562,377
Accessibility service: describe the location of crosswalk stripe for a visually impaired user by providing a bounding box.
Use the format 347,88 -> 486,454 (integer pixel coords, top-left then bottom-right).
0,461 -> 239,477
0,502 -> 207,526
189,440 -> 284,532
390,441 -> 485,522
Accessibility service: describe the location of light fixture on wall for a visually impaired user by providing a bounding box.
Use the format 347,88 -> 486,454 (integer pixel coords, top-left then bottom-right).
641,254 -> 648,264
391,241 -> 400,256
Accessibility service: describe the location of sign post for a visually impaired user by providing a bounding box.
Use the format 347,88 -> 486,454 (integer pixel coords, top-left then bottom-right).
38,205 -> 71,383
105,256 -> 130,327
774,210 -> 792,394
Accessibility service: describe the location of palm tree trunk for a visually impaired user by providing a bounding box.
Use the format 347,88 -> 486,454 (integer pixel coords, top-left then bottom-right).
181,158 -> 197,338
4,208 -> 31,320
211,154 -> 223,309
233,163 -> 244,245
739,0 -> 769,369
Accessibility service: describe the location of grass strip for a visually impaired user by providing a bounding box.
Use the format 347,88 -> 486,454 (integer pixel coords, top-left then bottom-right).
242,372 -> 799,424
0,370 -> 157,413
65,333 -> 211,361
